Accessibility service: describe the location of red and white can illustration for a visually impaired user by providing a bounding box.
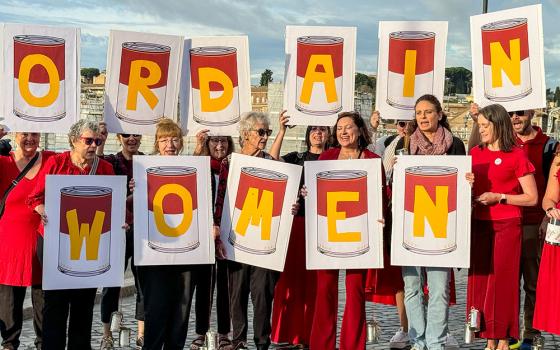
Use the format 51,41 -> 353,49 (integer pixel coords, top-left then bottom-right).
229,167 -> 288,255
190,46 -> 240,126
316,170 -> 369,257
387,31 -> 435,110
147,166 -> 199,253
13,35 -> 66,122
58,186 -> 112,276
481,18 -> 531,101
403,166 -> 457,254
296,36 -> 343,115
116,42 -> 170,125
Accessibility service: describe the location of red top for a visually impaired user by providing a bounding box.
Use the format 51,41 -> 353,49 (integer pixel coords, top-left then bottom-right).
27,151 -> 115,236
471,146 -> 535,220
0,151 -> 55,286
515,126 -> 554,224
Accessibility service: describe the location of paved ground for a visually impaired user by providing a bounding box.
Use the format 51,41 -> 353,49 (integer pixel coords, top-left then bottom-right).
15,269 -> 560,349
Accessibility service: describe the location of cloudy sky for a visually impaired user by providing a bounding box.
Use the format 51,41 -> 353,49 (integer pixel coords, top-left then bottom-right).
1,0 -> 559,88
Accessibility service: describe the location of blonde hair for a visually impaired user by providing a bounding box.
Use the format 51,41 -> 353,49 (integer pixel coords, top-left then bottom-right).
153,118 -> 184,154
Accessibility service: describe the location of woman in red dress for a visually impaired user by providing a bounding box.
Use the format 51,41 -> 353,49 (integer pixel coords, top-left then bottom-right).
469,104 -> 537,350
533,156 -> 560,335
269,111 -> 330,348
27,119 -> 115,350
0,132 -> 54,349
309,111 -> 387,350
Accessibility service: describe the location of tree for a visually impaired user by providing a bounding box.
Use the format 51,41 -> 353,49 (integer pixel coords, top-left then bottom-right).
445,67 -> 472,95
260,69 -> 273,86
554,87 -> 560,105
354,72 -> 376,93
80,68 -> 100,83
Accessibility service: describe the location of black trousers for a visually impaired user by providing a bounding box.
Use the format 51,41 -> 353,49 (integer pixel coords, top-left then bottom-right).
140,265 -> 196,350
100,227 -> 144,323
42,288 -> 97,350
193,260 -> 231,335
228,261 -> 279,348
0,284 -> 43,349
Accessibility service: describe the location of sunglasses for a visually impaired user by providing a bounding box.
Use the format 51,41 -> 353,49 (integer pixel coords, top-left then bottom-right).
508,110 -> 525,117
397,121 -> 407,127
252,128 -> 273,137
80,137 -> 103,146
120,133 -> 141,138
209,137 -> 229,144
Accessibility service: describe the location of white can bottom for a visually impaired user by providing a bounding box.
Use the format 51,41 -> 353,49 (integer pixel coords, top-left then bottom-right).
402,242 -> 457,255
148,241 -> 200,253
194,115 -> 240,126
116,112 -> 164,125
14,108 -> 66,122
295,104 -> 342,116
318,246 -> 369,258
228,232 -> 276,255
485,88 -> 532,102
58,263 -> 110,277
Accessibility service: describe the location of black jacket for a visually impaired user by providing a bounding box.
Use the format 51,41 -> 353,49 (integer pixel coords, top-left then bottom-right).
0,139 -> 11,156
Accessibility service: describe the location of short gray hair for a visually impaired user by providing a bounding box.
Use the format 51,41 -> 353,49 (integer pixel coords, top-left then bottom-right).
68,119 -> 100,149
238,112 -> 270,147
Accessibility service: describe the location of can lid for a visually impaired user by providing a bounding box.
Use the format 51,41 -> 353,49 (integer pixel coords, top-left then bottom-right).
190,46 -> 237,56
147,166 -> 197,176
297,36 -> 344,45
389,31 -> 435,40
14,35 -> 65,46
60,186 -> 112,196
241,167 -> 288,181
405,166 -> 457,176
481,18 -> 527,31
317,169 -> 367,180
122,42 -> 171,53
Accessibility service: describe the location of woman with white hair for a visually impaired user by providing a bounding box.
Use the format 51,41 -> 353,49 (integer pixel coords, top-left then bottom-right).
27,119 -> 115,349
213,112 -> 290,350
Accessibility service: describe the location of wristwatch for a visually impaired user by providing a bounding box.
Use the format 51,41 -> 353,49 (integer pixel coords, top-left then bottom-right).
499,193 -> 507,204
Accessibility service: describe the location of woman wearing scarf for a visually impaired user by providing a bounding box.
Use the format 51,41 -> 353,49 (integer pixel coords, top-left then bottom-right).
190,130 -> 234,350
393,94 -> 465,350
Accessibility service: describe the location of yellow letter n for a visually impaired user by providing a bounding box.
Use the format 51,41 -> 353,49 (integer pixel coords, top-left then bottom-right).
412,185 -> 448,238
490,38 -> 521,88
235,188 -> 274,240
66,209 -> 105,260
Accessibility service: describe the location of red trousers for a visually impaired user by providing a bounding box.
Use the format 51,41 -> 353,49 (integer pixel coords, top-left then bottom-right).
271,216 -> 316,345
467,218 -> 521,339
310,269 -> 366,350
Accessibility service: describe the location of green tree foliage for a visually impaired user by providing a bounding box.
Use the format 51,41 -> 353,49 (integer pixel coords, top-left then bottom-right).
260,69 -> 273,86
554,86 -> 560,105
354,72 -> 376,93
445,67 -> 472,95
80,68 -> 100,83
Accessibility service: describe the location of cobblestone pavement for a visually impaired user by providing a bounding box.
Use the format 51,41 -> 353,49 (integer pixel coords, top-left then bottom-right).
16,269 -> 560,349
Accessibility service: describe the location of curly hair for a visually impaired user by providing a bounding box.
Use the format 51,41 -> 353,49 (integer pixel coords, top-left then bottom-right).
68,119 -> 100,149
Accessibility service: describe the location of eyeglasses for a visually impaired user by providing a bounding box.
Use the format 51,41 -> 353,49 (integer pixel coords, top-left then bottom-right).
209,137 -> 229,144
310,126 -> 328,133
397,121 -> 407,127
158,138 -> 181,145
251,128 -> 273,137
508,110 -> 525,117
79,137 -> 103,146
120,134 -> 141,138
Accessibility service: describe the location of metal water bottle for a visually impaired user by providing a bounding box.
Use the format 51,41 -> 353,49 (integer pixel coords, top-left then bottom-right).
110,311 -> 123,332
206,330 -> 217,350
396,148 -> 409,156
532,335 -> 545,350
468,307 -> 480,331
464,323 -> 474,344
366,319 -> 380,343
118,327 -> 131,347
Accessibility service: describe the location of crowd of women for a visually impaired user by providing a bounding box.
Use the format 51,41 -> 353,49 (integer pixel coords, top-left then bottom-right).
0,93 -> 559,350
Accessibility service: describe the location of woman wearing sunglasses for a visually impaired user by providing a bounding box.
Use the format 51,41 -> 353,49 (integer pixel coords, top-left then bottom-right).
27,119 -> 115,349
307,111 -> 387,350
0,132 -> 55,350
213,112 -> 283,350
95,124 -> 146,349
189,130 -> 235,350
268,111 -> 330,349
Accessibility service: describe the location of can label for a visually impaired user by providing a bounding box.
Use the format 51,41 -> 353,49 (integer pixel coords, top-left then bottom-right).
58,186 -> 112,276
190,46 -> 240,126
403,166 -> 457,254
387,31 -> 435,110
296,36 -> 343,115
116,42 -> 170,125
13,35 -> 66,122
147,167 -> 200,253
481,18 -> 531,102
316,170 -> 369,257
229,167 -> 288,255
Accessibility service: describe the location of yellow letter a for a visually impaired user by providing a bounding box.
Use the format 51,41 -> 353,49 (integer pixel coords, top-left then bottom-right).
299,54 -> 338,104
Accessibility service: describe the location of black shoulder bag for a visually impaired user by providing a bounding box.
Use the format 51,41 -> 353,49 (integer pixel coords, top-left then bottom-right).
0,152 -> 40,219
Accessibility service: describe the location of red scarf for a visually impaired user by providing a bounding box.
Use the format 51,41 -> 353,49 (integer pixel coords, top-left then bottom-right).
409,126 -> 453,155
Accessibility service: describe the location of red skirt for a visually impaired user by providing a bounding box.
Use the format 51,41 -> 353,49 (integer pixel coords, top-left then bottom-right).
467,218 -> 522,339
533,242 -> 560,335
365,251 -> 403,305
271,216 -> 316,345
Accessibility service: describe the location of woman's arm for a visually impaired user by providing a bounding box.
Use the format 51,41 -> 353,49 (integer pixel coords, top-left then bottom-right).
269,110 -> 289,161
193,129 -> 210,156
476,174 -> 537,207
543,156 -> 560,218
